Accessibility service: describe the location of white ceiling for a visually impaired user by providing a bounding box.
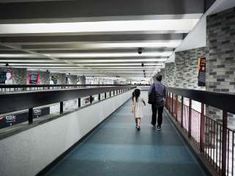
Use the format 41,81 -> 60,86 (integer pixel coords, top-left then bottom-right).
0,0 -> 209,81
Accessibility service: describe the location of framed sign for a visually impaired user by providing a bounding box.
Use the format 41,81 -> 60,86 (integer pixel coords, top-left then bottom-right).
28,72 -> 40,85
198,57 -> 206,86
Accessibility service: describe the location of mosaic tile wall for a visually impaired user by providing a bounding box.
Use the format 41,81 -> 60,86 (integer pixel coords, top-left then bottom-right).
160,47 -> 207,90
164,62 -> 176,87
174,47 -> 208,90
206,7 -> 235,120
206,7 -> 235,93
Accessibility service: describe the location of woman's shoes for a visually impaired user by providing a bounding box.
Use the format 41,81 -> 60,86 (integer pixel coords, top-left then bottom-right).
136,126 -> 141,131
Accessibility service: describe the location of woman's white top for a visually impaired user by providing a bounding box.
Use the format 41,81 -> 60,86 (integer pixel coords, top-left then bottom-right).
133,96 -> 144,118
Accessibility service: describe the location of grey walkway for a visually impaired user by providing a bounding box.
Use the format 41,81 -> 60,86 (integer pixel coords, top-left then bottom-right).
45,92 -> 209,176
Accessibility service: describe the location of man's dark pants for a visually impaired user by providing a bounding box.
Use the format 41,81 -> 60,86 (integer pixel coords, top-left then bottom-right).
151,104 -> 164,127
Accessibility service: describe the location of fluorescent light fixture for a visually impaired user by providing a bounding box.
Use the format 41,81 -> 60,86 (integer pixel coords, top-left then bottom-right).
12,66 -> 80,69
0,52 -> 171,58
0,59 -> 56,63
70,58 -> 168,62
0,19 -> 199,34
45,52 -> 172,58
82,67 -> 159,69
4,63 -> 163,67
25,40 -> 181,50
6,63 -> 70,66
82,63 -> 163,66
13,66 -> 160,69
0,54 -> 39,58
85,40 -> 182,48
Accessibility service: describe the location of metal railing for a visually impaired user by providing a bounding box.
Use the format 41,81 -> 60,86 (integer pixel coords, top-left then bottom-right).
0,84 -> 135,93
166,87 -> 235,176
0,85 -> 135,130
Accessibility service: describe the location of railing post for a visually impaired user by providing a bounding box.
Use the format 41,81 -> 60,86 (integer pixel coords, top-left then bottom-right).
60,101 -> 63,114
167,91 -> 170,109
104,92 -> 107,99
171,93 -> 174,115
188,99 -> 192,138
98,94 -> 101,101
181,96 -> 184,128
222,111 -> 227,176
200,103 -> 205,152
175,95 -> 178,121
90,95 -> 93,104
28,108 -> 33,124
78,98 -> 81,108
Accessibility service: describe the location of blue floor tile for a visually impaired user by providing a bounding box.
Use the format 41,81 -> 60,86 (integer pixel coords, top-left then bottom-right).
45,93 -> 209,176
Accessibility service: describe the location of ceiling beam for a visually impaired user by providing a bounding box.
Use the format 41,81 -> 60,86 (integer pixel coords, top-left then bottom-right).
0,0 -> 204,21
0,34 -> 185,43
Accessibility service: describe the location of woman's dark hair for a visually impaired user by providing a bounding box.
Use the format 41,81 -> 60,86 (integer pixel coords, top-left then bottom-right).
132,91 -> 135,101
156,75 -> 162,81
133,89 -> 140,101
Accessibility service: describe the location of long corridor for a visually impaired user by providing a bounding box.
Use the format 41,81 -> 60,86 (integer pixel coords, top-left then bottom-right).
45,92 -> 209,176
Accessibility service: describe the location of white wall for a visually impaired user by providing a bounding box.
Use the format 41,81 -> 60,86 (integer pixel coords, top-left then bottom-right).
0,90 -> 132,176
176,16 -> 206,52
172,0 -> 235,52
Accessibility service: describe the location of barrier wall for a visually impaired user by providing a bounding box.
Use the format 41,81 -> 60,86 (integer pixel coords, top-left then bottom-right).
0,90 -> 132,176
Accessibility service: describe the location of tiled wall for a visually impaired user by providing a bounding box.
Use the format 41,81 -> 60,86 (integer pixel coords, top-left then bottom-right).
174,47 -> 207,90
206,7 -> 235,93
161,8 -> 235,120
162,47 -> 207,90
164,62 -> 176,87
206,7 -> 235,120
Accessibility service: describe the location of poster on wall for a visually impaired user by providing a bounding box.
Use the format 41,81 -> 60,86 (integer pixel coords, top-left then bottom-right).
0,70 -> 14,84
28,73 -> 40,85
0,107 -> 50,129
50,76 -> 57,85
0,71 -> 6,84
198,57 -> 206,86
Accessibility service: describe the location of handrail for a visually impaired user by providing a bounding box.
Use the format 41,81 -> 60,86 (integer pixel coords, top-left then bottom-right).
166,87 -> 235,176
0,84 -> 127,88
0,86 -> 135,126
0,86 -> 134,115
0,84 -> 150,88
168,87 -> 235,114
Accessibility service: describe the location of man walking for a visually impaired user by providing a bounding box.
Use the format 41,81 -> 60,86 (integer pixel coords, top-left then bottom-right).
148,75 -> 166,130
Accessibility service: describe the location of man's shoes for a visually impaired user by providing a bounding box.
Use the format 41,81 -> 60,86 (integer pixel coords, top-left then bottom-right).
156,126 -> 161,131
137,126 -> 141,131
